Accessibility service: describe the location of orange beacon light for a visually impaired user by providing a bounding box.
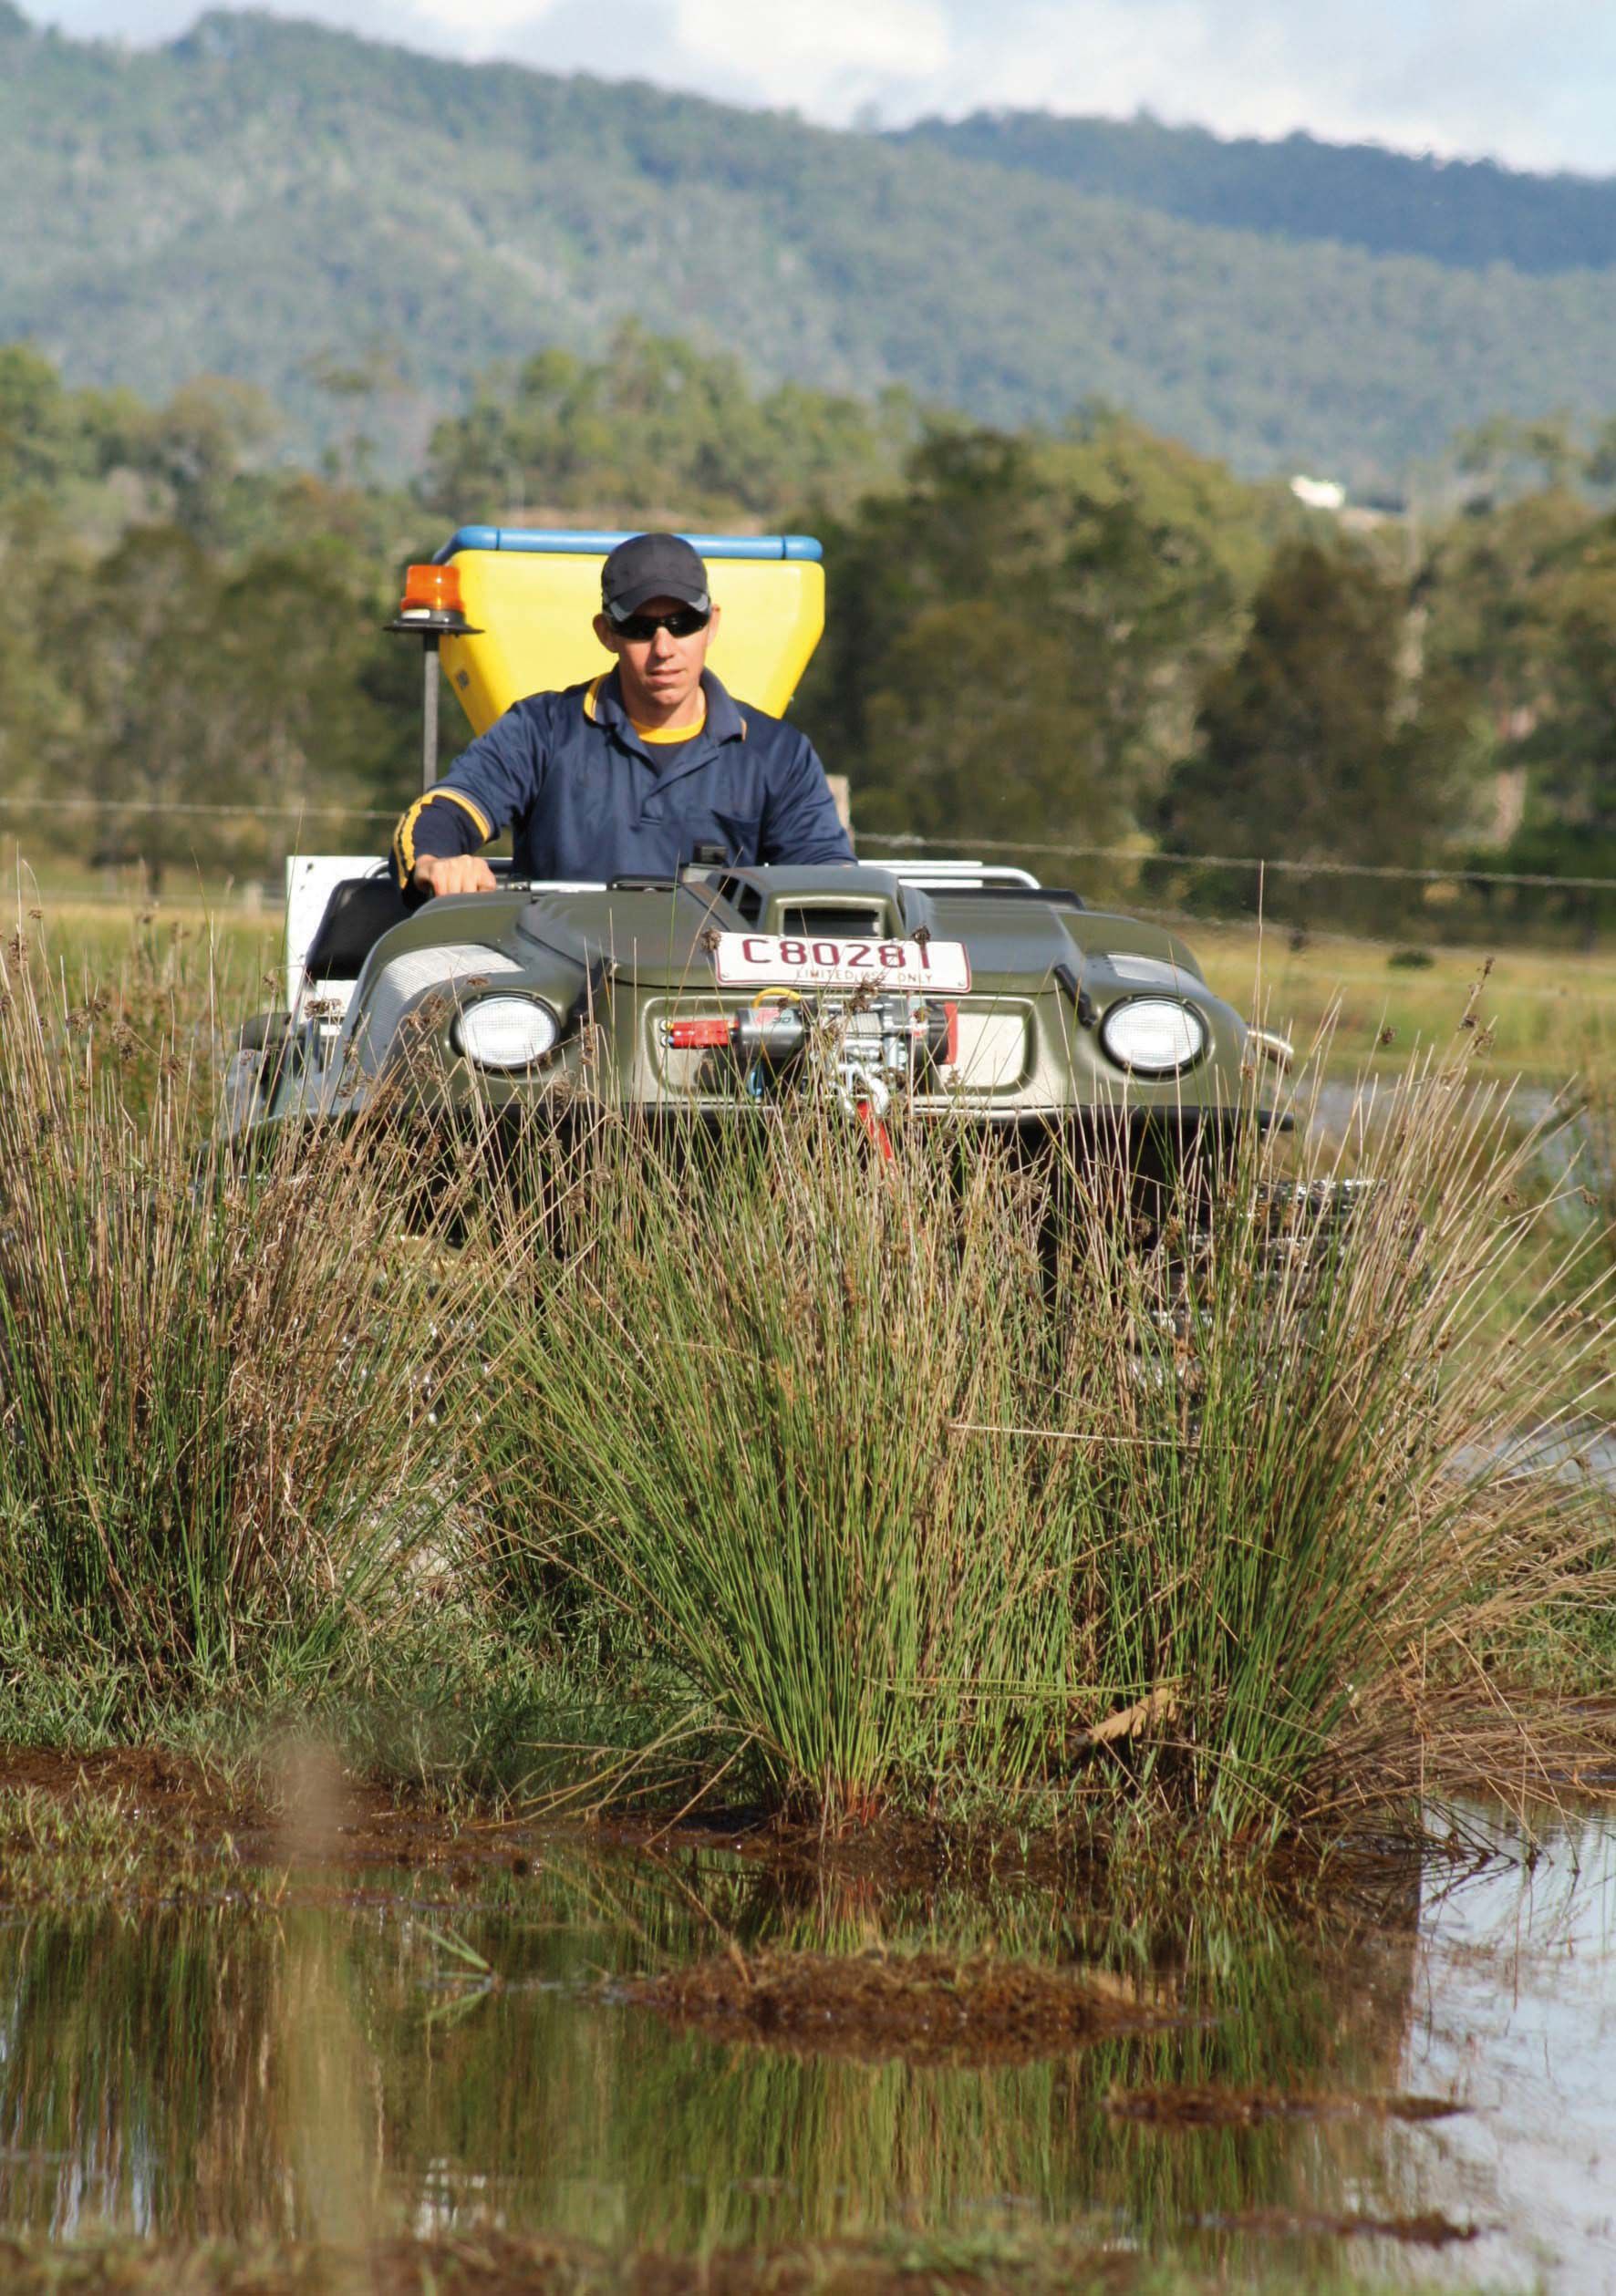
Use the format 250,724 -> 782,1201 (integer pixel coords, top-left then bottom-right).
387,564 -> 482,792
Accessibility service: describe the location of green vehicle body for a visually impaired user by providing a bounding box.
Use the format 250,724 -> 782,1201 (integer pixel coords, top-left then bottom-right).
229,523 -> 1282,1151
230,858 -> 1274,1150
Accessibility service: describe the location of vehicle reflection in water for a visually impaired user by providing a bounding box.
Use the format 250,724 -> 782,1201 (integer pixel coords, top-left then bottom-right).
0,1812 -> 1611,2287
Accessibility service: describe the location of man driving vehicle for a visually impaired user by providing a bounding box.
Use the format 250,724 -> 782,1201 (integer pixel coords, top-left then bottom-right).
392,532 -> 853,897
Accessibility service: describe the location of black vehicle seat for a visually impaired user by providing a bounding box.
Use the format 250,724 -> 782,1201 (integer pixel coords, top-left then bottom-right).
302,876 -> 409,982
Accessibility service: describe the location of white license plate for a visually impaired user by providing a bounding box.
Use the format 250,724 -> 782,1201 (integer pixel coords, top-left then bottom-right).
710,932 -> 972,993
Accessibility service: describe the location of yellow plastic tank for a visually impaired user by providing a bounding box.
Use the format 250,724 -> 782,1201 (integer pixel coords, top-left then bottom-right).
433,528 -> 825,739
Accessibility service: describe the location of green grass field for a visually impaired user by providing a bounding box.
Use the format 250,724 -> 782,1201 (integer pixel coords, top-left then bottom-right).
1188,920 -> 1615,1082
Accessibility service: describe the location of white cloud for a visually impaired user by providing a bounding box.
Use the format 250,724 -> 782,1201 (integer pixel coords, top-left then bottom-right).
675,0 -> 953,100
20,0 -> 1616,174
931,0 -> 1616,173
680,0 -> 950,75
802,0 -> 1616,172
407,0 -> 563,36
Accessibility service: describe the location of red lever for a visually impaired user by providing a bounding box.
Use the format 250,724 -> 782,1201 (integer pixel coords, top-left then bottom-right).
855,1100 -> 896,1163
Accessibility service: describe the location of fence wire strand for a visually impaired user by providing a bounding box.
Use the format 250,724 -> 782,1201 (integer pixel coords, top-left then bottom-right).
4,796 -> 1614,895
859,833 -> 1616,895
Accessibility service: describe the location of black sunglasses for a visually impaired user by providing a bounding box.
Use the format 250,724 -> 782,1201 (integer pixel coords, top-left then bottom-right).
608,605 -> 710,641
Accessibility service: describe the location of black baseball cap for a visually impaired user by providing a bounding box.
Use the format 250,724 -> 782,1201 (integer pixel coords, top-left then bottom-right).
600,533 -> 710,623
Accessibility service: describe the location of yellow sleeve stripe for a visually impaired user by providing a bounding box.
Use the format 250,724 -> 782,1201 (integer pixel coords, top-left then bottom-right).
391,788 -> 493,886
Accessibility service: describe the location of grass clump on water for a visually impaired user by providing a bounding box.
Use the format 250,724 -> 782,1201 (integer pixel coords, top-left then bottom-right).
482,1053 -> 1611,1842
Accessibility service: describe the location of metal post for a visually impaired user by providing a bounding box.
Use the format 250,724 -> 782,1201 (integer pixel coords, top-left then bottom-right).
422,633 -> 440,792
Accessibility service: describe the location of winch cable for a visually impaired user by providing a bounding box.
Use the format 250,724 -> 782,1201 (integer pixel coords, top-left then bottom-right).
742,984 -> 899,1161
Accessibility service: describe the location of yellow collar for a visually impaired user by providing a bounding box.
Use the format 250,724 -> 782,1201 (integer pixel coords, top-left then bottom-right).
630,699 -> 708,745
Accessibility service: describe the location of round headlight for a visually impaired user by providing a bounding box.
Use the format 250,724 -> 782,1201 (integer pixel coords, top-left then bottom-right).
1099,996 -> 1207,1077
452,996 -> 560,1071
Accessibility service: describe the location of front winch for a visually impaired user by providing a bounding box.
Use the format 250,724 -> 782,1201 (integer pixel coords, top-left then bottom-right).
663,991 -> 956,1122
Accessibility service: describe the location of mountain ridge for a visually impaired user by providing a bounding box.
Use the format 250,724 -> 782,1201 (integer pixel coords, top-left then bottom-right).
891,109 -> 1616,277
4,8 -> 1615,487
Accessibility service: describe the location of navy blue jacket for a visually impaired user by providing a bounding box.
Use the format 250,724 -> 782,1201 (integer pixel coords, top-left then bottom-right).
392,668 -> 852,886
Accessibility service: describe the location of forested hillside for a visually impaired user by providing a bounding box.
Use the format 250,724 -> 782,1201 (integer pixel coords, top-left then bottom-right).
895,111 -> 1616,276
4,5 -> 1616,488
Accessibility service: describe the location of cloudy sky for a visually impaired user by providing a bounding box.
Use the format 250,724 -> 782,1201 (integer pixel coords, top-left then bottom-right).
20,0 -> 1616,177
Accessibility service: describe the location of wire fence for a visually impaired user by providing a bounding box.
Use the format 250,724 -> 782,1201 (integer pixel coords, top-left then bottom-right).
0,795 -> 399,821
4,793 -> 1614,897
857,833 -> 1616,897
5,796 -> 1614,956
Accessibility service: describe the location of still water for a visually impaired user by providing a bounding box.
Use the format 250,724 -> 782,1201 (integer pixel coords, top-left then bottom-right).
0,1806 -> 1612,2288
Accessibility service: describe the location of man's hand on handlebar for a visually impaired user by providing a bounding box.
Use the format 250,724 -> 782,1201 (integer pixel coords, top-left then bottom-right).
413,854 -> 499,898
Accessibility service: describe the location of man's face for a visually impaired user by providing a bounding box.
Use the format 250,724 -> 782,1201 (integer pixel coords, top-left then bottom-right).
593,594 -> 720,723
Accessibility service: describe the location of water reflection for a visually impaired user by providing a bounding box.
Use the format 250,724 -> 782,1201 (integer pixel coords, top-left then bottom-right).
0,1818 -> 1609,2286
1395,1808 -> 1616,2291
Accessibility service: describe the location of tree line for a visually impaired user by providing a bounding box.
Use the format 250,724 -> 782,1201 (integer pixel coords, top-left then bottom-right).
2,330 -> 1612,934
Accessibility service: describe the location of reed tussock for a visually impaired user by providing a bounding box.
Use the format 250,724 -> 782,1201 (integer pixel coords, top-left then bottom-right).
484,1056 -> 1613,1840
0,930 -> 459,1686
2,905 -> 1609,1846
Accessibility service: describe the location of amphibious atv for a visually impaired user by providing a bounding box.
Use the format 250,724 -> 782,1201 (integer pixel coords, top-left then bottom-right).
227,528 -> 1288,1158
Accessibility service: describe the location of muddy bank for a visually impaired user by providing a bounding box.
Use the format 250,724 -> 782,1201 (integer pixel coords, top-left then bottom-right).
1105,2083 -> 1465,2127
0,2229 -> 1144,2295
617,1945 -> 1185,2067
0,1743 -> 1423,1903
1188,2207 -> 1477,2247
12,1717 -> 1616,1909
0,1745 -> 1129,1923
0,1745 -> 1148,1906
0,2219 -> 1487,2288
0,1743 -> 514,1883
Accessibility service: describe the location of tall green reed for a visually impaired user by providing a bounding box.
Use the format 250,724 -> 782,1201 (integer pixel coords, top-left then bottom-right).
482,1050 -> 1611,1839
482,1106 -> 1083,1821
1570,1015 -> 1615,1269
0,923 -> 463,1689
